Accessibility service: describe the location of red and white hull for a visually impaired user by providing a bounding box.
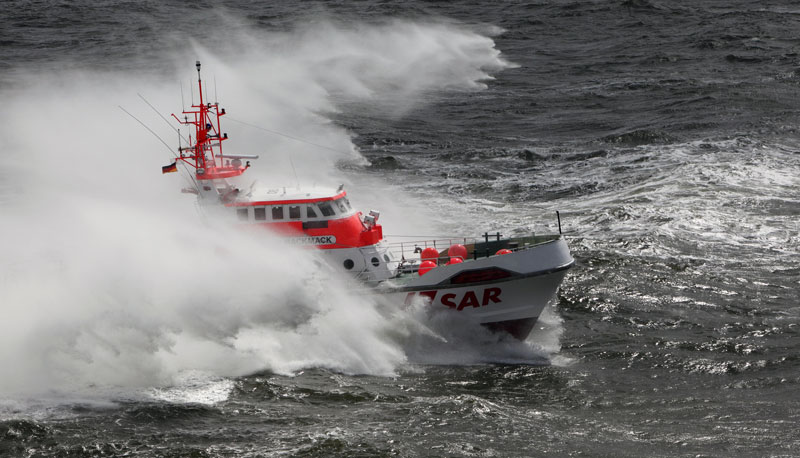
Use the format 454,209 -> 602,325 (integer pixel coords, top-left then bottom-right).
161,61 -> 574,342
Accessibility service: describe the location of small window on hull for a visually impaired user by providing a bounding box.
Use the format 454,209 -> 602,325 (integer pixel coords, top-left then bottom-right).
307,206 -> 318,218
289,205 -> 301,219
254,207 -> 266,221
272,206 -> 284,220
236,208 -> 248,221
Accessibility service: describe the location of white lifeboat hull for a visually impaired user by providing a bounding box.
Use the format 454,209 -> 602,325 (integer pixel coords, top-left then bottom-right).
376,237 -> 574,339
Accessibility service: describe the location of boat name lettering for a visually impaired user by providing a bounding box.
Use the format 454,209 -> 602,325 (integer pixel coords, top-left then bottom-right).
404,287 -> 502,311
287,235 -> 337,246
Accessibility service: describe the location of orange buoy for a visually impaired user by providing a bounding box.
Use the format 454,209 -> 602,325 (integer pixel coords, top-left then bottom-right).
447,257 -> 464,265
418,260 -> 437,276
496,248 -> 512,255
420,247 -> 439,264
447,244 -> 467,262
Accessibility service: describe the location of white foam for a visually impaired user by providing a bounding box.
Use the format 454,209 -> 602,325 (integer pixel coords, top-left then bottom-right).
0,16 -> 517,405
397,297 -> 561,366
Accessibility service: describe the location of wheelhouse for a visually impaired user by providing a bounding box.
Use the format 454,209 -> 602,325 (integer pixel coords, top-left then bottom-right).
228,191 -> 355,223
224,188 -> 383,250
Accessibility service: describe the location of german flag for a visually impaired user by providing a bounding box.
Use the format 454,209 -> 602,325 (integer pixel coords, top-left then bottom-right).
161,162 -> 178,174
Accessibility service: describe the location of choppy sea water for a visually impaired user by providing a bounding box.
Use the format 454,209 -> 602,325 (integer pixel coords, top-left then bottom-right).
1,1 -> 799,457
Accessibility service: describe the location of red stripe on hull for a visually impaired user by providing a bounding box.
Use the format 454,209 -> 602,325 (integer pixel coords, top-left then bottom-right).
243,215 -> 382,248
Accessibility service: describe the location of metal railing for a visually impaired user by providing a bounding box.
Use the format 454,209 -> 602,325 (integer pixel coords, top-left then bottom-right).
385,233 -> 562,265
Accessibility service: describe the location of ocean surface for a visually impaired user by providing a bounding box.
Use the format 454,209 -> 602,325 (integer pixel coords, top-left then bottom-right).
1,1 -> 799,457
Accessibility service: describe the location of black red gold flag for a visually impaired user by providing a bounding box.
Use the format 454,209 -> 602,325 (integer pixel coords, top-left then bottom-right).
162,162 -> 178,174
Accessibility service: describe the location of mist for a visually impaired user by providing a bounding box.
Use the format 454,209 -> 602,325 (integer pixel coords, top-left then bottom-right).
0,16 -> 549,403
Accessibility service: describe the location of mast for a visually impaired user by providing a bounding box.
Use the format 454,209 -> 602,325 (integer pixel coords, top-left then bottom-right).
170,61 -> 257,181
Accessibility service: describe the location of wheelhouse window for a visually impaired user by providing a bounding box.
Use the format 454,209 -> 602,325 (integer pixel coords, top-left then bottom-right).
318,201 -> 335,217
289,205 -> 301,219
236,208 -> 248,221
272,206 -> 284,220
334,198 -> 348,213
307,205 -> 318,218
254,207 -> 266,221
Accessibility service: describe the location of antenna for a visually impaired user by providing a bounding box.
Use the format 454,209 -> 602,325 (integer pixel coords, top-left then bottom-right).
118,105 -> 175,158
288,155 -> 300,189
214,76 -> 218,104
180,82 -> 185,111
138,93 -> 189,144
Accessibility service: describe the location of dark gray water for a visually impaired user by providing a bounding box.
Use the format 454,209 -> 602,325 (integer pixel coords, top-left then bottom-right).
1,1 -> 799,457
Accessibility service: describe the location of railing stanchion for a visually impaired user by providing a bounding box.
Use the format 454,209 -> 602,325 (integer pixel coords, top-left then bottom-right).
557,211 -> 562,235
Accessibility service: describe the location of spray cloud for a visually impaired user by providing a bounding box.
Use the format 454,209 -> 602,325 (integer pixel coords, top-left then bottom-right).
0,16 -> 516,401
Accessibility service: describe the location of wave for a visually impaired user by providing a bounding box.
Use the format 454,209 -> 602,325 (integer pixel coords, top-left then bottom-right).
0,16 -> 519,406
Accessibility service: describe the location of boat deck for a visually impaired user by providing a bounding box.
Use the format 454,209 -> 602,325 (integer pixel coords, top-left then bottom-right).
388,233 -> 562,264
372,234 -> 565,288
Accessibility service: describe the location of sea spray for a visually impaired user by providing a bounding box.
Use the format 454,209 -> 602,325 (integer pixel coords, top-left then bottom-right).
1,3 -> 799,454
396,296 -> 560,366
0,73 -> 400,397
0,193 -> 407,396
0,17 -> 525,401
185,18 -> 512,186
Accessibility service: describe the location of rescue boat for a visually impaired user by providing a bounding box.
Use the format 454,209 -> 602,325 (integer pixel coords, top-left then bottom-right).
163,61 -> 574,340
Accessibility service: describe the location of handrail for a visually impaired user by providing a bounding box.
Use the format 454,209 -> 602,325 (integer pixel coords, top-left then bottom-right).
389,233 -> 563,264
385,234 -> 560,249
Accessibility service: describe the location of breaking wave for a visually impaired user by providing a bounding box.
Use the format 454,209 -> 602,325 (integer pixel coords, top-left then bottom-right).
0,15 -> 535,407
